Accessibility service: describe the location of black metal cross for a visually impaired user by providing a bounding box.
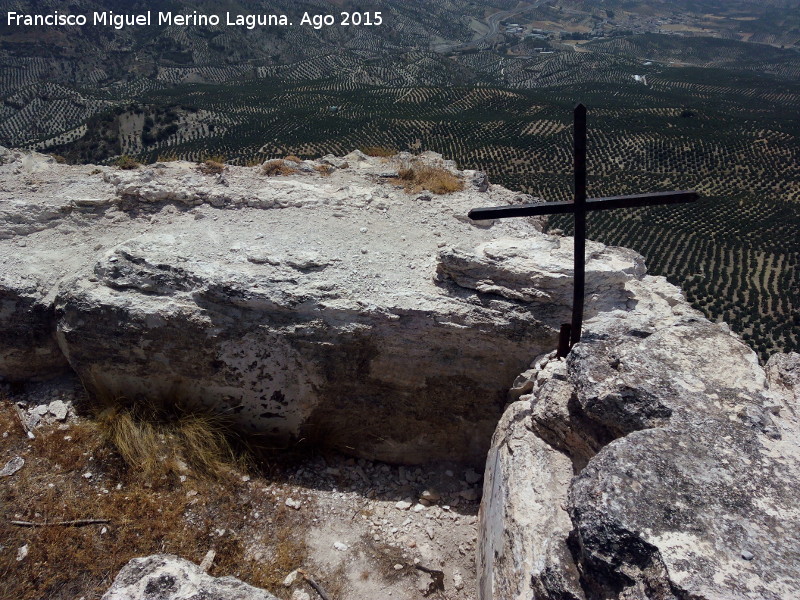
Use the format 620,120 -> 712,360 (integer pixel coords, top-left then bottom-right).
468,104 -> 699,357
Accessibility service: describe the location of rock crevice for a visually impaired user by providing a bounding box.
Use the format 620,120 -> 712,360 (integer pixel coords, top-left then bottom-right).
479,272 -> 800,598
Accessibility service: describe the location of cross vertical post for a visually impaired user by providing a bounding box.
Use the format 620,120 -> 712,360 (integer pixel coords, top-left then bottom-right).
571,103 -> 587,353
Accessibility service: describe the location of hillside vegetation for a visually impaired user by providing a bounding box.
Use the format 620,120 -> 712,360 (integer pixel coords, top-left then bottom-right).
1,19 -> 798,360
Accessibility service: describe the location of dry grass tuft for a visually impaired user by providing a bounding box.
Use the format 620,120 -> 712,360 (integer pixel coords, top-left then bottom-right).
395,162 -> 464,195
114,155 -> 140,170
0,397 -> 310,600
94,399 -> 248,483
314,164 -> 335,176
262,159 -> 298,177
199,159 -> 226,175
360,146 -> 396,158
284,154 -> 303,163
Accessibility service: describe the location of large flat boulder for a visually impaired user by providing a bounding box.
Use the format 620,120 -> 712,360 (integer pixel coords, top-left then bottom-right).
0,149 -> 644,464
101,554 -> 279,600
478,271 -> 800,598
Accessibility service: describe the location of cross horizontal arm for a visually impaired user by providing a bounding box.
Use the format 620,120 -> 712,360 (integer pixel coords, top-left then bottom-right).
468,190 -> 698,221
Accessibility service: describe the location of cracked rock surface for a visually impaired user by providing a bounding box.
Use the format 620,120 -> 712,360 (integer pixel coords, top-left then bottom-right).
101,554 -> 279,600
478,272 -> 800,599
0,149 -> 645,465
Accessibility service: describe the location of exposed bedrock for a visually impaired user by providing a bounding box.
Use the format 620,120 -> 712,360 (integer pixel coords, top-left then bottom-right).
1,149 -> 642,464
479,271 -> 800,598
101,554 -> 279,600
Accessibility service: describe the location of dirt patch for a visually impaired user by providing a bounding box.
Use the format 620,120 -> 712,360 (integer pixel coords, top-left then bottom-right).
0,379 -> 480,599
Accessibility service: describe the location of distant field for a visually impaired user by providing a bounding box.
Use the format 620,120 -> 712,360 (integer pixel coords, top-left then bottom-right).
2,35 -> 798,360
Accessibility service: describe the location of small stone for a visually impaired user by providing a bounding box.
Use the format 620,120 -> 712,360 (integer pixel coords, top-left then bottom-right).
360,227 -> 368,233
395,500 -> 412,510
100,527 -> 108,535
291,590 -> 311,600
82,472 -> 93,479
333,541 -> 348,551
48,399 -> 69,421
285,498 -> 302,510
741,550 -> 755,561
420,489 -> 440,503
0,456 -> 24,477
16,544 -> 28,562
283,569 -> 300,587
425,525 -> 435,540
459,488 -> 479,501
453,570 -> 465,590
413,503 -> 426,512
393,563 -> 404,571
464,469 -> 482,484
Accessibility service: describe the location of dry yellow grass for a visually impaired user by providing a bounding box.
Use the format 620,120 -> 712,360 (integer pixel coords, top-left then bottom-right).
360,146 -> 396,158
262,159 -> 298,177
0,397 -> 308,600
93,394 -> 249,483
314,164 -> 334,176
395,163 -> 464,195
114,155 -> 140,170
199,159 -> 226,175
284,154 -> 303,163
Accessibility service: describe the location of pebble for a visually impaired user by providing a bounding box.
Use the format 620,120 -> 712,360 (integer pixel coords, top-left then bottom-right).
291,590 -> 311,600
453,570 -> 465,590
360,247 -> 368,254
393,563 -> 404,571
285,498 -> 302,510
283,570 -> 300,587
741,550 -> 755,561
421,489 -> 440,502
0,456 -> 24,477
395,500 -> 412,510
48,399 -> 69,421
464,469 -> 482,484
16,544 -> 28,562
82,472 -> 93,479
333,541 -> 348,551
413,503 -> 426,512
360,227 -> 367,233
459,488 -> 479,501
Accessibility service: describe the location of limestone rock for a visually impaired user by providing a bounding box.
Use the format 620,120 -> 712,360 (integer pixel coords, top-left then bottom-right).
766,352 -> 800,408
479,273 -> 800,599
101,554 -> 279,600
478,401 -> 582,600
4,151 -> 642,465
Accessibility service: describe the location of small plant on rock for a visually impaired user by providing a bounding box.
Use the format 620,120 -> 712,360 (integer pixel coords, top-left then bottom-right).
395,161 -> 464,194
262,159 -> 298,177
199,159 -> 226,175
114,155 -> 141,170
360,146 -> 396,158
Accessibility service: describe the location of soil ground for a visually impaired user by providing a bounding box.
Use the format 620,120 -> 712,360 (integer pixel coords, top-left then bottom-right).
0,376 -> 481,600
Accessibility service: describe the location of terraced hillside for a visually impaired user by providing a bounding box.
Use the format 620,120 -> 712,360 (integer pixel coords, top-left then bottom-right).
2,27 -> 799,360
